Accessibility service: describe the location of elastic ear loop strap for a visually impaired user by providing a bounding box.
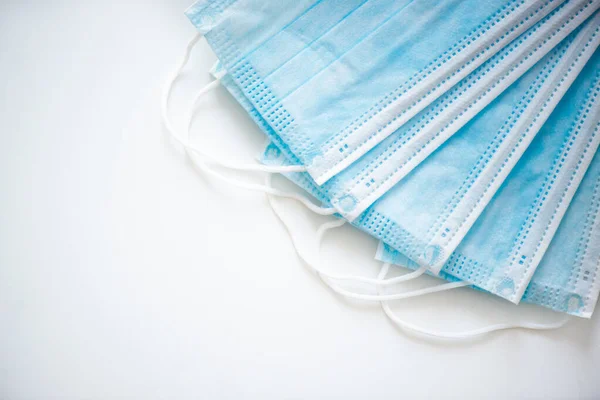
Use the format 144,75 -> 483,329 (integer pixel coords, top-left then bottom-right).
377,261 -> 570,340
161,33 -> 336,216
266,173 -> 460,294
266,175 -> 570,338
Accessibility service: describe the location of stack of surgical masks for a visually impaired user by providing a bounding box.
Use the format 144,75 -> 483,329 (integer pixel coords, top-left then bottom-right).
164,0 -> 600,337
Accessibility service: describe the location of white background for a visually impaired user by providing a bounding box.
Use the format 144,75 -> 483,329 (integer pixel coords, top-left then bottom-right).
1,1 -> 599,399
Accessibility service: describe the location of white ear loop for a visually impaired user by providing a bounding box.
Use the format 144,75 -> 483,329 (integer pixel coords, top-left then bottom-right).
183,82 -> 308,173
265,173 -> 468,299
266,174 -> 570,336
316,220 -> 430,286
161,33 -> 336,217
377,263 -> 570,340
161,33 -> 203,149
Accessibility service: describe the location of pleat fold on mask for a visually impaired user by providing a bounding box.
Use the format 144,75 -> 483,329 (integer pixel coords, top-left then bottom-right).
188,0 -> 580,185
378,46 -> 600,306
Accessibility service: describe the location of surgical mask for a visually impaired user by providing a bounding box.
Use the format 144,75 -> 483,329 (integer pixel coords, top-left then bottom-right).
163,5 -> 596,333
212,3 -> 599,221
378,46 -> 600,305
242,18 -> 600,279
159,2 -> 594,339
187,0 -> 571,185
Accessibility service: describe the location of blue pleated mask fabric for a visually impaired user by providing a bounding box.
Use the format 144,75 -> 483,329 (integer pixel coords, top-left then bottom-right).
378,148 -> 600,317
354,23 -> 600,279
217,16 -> 600,282
322,1 -> 598,220
187,0 -> 572,185
377,46 -> 600,305
214,2 -> 599,221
